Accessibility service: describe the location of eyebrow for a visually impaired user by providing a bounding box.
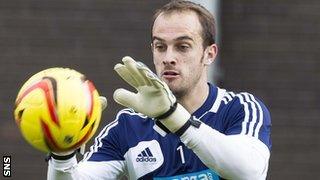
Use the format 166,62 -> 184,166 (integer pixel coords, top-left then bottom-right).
175,36 -> 194,42
152,36 -> 194,42
152,36 -> 165,42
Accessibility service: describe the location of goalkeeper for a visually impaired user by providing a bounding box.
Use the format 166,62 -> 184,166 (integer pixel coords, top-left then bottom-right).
48,1 -> 271,179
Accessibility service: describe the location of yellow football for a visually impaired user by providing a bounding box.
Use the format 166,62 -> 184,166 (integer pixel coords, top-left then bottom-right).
14,68 -> 101,153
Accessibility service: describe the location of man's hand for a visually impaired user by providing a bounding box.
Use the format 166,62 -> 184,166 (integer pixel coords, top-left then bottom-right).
113,56 -> 176,118
99,96 -> 108,111
113,56 -> 191,133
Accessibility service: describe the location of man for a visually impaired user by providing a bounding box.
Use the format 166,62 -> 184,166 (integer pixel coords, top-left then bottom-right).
48,1 -> 271,179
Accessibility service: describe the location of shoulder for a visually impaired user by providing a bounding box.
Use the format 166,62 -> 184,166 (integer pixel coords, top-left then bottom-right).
96,108 -> 149,135
115,108 -> 149,122
100,108 -> 151,134
218,89 -> 271,127
203,86 -> 267,114
116,108 -> 151,129
83,109 -> 152,161
219,89 -> 269,114
217,88 -> 271,148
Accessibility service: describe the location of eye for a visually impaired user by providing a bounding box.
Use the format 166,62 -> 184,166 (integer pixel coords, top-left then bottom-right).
177,44 -> 190,52
154,43 -> 166,52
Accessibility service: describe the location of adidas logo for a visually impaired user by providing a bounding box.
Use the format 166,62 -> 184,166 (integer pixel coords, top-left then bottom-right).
136,147 -> 157,162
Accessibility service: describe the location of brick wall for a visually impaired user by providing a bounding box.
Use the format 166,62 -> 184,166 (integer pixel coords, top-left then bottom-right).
0,0 -> 168,178
220,1 -> 320,179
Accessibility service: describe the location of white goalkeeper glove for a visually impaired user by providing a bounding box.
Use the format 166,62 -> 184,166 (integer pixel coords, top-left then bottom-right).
49,96 -> 107,160
113,56 -> 197,135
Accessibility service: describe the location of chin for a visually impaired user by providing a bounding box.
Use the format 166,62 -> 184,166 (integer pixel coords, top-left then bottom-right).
168,85 -> 185,98
172,89 -> 184,99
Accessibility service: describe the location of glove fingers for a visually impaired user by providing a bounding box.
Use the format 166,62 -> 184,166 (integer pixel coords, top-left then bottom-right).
150,78 -> 176,104
113,88 -> 138,108
136,62 -> 154,86
135,62 -> 163,89
150,77 -> 165,89
122,56 -> 148,86
114,63 -> 139,88
79,144 -> 86,155
99,96 -> 108,111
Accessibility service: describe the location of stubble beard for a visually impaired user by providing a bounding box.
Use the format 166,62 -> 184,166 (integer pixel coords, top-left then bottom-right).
171,52 -> 205,100
157,50 -> 206,100
169,69 -> 202,100
170,81 -> 187,99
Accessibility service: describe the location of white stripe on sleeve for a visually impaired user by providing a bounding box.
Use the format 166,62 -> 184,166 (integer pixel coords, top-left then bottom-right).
242,93 -> 258,137
248,94 -> 264,138
237,94 -> 250,135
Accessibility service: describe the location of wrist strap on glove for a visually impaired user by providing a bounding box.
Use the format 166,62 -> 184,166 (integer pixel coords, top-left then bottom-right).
155,102 -> 178,120
154,115 -> 201,137
45,151 -> 76,162
155,120 -> 171,134
174,116 -> 201,136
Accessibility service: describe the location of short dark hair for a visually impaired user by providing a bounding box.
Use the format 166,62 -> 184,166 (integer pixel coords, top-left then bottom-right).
151,0 -> 216,47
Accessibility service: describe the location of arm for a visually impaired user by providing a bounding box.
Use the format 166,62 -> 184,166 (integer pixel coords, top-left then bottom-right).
47,156 -> 125,180
180,124 -> 270,180
160,93 -> 271,179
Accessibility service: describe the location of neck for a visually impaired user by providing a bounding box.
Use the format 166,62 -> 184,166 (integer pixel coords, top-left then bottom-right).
177,80 -> 209,114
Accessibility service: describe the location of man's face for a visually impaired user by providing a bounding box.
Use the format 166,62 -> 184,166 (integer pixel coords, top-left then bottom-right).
152,11 -> 212,97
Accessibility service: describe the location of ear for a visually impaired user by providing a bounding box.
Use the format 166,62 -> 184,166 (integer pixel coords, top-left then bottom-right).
204,44 -> 218,66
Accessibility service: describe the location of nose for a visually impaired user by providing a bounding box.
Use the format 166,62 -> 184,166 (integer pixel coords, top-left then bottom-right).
162,48 -> 177,66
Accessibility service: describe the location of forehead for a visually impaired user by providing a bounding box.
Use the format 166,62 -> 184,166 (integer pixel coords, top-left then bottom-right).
152,11 -> 202,41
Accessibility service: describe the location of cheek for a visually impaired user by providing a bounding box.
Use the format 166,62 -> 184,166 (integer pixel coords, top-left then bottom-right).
153,52 -> 162,65
153,60 -> 161,76
153,57 -> 160,65
184,58 -> 203,76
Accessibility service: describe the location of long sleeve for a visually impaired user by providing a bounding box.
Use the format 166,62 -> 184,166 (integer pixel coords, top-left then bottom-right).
47,156 -> 126,180
180,123 -> 270,180
179,91 -> 271,180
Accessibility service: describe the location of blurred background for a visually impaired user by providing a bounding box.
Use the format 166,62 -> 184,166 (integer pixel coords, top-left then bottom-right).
0,0 -> 319,179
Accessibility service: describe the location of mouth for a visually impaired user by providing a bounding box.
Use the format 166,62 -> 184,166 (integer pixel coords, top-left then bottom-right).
161,70 -> 180,80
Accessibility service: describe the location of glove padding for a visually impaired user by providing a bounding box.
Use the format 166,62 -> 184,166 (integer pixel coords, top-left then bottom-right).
99,96 -> 108,111
113,56 -> 190,133
113,56 -> 176,118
